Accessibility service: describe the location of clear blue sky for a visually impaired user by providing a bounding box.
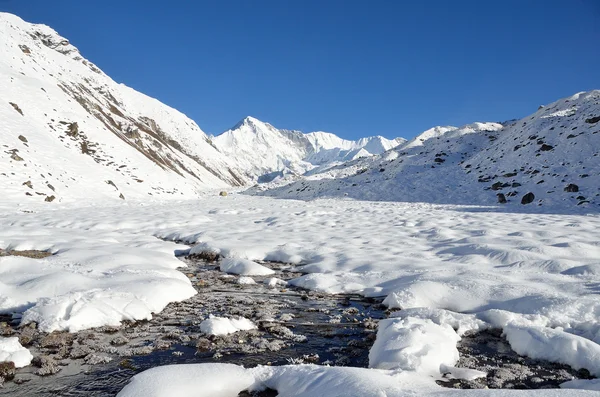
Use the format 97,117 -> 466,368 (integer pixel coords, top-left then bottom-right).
2,0 -> 599,140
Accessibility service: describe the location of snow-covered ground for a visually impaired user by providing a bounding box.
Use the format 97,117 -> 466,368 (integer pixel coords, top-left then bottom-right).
1,194 -> 599,394
256,91 -> 600,213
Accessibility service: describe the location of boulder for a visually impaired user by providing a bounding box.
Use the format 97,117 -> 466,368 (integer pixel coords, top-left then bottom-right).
521,192 -> 535,205
564,184 -> 579,193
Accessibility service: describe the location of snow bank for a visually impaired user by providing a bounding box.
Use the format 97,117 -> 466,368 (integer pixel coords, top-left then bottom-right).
0,337 -> 33,368
199,315 -> 257,336
0,227 -> 196,332
220,257 -> 275,276
116,363 -> 257,397
117,362 -> 600,397
561,379 -> 600,391
369,317 -> 460,376
504,325 -> 600,376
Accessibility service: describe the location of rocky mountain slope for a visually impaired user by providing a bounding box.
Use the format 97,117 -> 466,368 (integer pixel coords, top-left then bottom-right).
1,12 -> 598,212
0,12 -> 248,204
212,117 -> 405,183
255,91 -> 600,212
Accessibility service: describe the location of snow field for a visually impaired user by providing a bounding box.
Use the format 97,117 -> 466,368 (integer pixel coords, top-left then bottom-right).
0,195 -> 599,394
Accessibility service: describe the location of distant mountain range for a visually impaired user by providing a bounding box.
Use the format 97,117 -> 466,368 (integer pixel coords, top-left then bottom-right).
211,116 -> 405,183
1,12 -> 598,211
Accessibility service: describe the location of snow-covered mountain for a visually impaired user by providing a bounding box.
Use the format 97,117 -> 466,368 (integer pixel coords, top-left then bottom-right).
255,90 -> 600,211
212,116 -> 406,182
1,12 -> 598,212
0,12 -> 248,204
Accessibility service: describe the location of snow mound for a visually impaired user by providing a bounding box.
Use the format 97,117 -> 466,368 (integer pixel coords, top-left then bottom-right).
220,257 -> 275,276
0,337 -> 33,368
237,276 -> 256,285
369,316 -> 460,376
504,324 -> 600,376
116,363 -> 257,397
264,277 -> 287,288
199,315 -> 257,336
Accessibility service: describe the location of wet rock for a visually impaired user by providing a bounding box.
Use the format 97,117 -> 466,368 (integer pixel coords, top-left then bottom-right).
154,339 -> 171,350
121,345 -> 153,356
32,356 -> 61,376
109,336 -> 129,346
40,331 -> 74,348
195,337 -> 212,351
118,359 -> 136,370
69,343 -> 94,359
0,361 -> 16,381
18,326 -> 38,346
521,192 -> 535,205
84,354 -> 112,365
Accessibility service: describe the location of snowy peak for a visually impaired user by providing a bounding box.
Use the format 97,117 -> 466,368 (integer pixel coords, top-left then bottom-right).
213,118 -> 406,181
404,123 -> 503,149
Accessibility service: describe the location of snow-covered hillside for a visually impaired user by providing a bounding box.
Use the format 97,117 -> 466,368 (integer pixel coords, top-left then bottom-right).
256,91 -> 600,212
212,116 -> 406,182
0,12 -> 248,204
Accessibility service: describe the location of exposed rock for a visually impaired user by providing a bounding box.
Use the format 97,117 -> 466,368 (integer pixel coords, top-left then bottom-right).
84,354 -> 112,365
18,44 -> 31,54
219,191 -> 228,197
22,180 -> 32,189
9,102 -> 23,116
564,184 -> 579,192
540,144 -> 554,151
521,192 -> 535,205
31,356 -> 60,376
44,195 -> 56,202
10,152 -> 24,161
17,135 -> 28,143
66,122 -> 79,137
585,115 -> 600,124
491,182 -> 509,191
40,332 -> 74,348
0,361 -> 16,381
497,193 -> 507,204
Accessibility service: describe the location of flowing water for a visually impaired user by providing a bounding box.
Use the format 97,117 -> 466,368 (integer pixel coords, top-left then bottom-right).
1,257 -> 384,396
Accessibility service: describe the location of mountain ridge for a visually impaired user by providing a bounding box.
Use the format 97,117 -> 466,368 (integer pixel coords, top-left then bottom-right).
1,12 -> 598,212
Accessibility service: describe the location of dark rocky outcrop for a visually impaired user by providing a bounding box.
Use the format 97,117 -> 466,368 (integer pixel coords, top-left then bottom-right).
564,184 -> 579,193
521,192 -> 535,205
